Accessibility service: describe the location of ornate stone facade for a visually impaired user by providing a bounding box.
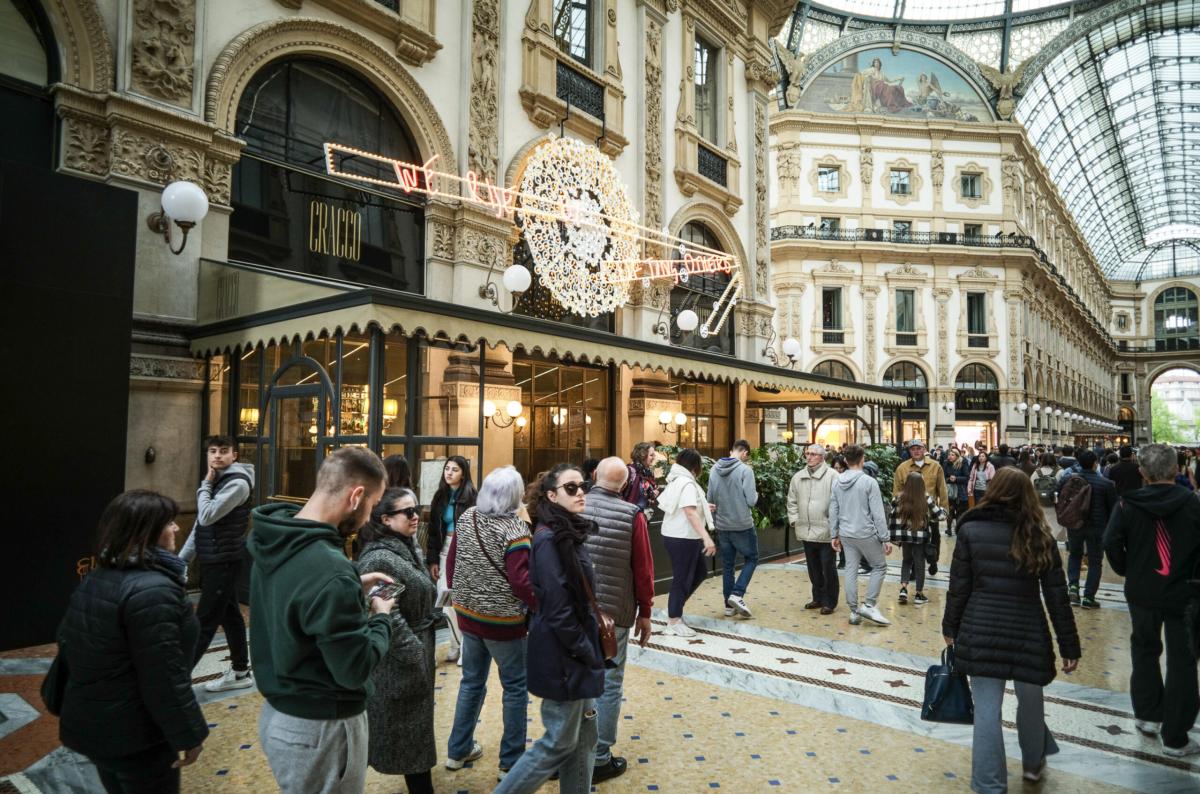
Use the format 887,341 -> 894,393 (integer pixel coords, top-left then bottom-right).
130,0 -> 196,106
468,0 -> 500,180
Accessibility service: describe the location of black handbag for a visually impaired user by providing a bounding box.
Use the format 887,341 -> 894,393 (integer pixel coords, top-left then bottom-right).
40,645 -> 69,716
921,645 -> 974,724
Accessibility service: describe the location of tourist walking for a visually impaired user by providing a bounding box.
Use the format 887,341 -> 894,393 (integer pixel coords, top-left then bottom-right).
829,445 -> 891,626
942,467 -> 1080,792
707,440 -> 760,617
968,451 -> 995,508
445,466 -> 536,781
249,448 -> 396,794
890,472 -> 947,606
621,442 -> 660,515
1104,446 -> 1141,495
942,448 -> 970,536
582,457 -> 655,783
494,464 -> 603,794
892,439 -> 949,512
427,455 -> 477,663
1058,449 -> 1116,609
177,435 -> 254,691
787,444 -> 839,614
1103,444 -> 1200,757
658,448 -> 717,636
358,487 -> 437,793
57,490 -> 208,793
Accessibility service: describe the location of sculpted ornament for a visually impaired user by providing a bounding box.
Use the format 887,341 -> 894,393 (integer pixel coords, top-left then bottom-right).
978,59 -> 1029,121
130,0 -> 196,104
774,44 -> 807,106
860,147 -> 873,186
64,117 -> 110,176
469,0 -> 501,179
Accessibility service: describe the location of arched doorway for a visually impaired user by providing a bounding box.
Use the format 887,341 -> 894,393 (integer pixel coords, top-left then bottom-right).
229,58 -> 426,293
881,361 -> 929,444
1149,366 -> 1200,444
1118,406 -> 1135,444
810,359 -> 867,447
1154,286 -> 1199,352
954,363 -> 1000,449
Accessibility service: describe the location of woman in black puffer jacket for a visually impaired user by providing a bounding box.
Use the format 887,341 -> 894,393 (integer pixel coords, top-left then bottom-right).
58,490 -> 209,793
942,468 -> 1080,794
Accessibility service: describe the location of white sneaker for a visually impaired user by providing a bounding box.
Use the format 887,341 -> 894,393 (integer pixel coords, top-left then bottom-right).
204,668 -> 253,693
857,604 -> 891,626
727,595 -> 752,618
1162,739 -> 1200,758
666,621 -> 697,638
724,607 -> 734,617
446,741 -> 483,770
446,647 -> 460,664
848,609 -> 862,626
1135,720 -> 1161,736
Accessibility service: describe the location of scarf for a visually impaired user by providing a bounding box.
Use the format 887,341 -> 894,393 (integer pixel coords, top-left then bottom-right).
152,546 -> 186,579
536,499 -> 595,603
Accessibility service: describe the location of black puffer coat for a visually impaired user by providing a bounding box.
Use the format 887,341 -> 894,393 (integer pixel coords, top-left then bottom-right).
58,558 -> 209,760
941,505 -> 1080,686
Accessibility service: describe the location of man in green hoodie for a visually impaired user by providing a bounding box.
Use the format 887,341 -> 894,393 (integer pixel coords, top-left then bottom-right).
249,447 -> 397,793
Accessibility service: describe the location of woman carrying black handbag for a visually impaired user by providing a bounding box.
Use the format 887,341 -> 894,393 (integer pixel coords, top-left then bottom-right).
942,468 -> 1080,793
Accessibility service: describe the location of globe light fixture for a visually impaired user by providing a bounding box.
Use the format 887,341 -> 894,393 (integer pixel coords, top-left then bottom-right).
1017,402 -> 1028,412
1031,403 -> 1042,412
676,309 -> 699,332
782,337 -> 802,362
147,180 -> 209,255
483,399 -> 524,429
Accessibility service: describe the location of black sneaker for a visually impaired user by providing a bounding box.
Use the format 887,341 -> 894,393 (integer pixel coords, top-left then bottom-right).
1068,585 -> 1080,606
1080,596 -> 1100,609
593,757 -> 628,783
913,592 -> 929,606
898,587 -> 908,604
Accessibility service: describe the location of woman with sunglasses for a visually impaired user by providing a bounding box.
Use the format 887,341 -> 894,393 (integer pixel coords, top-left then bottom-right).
428,456 -> 477,663
357,488 -> 437,794
657,448 -> 716,637
495,464 -> 603,794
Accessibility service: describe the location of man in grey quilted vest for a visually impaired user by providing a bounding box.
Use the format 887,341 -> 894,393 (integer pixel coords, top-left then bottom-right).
582,457 -> 656,784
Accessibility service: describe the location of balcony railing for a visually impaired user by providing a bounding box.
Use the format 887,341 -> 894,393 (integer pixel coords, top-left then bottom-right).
1118,338 -> 1200,353
556,60 -> 605,120
968,335 -> 990,348
896,333 -> 917,346
822,330 -> 844,344
697,144 -> 728,187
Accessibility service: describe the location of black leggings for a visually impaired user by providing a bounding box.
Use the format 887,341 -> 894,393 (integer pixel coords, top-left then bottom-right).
404,771 -> 433,794
900,543 -> 927,592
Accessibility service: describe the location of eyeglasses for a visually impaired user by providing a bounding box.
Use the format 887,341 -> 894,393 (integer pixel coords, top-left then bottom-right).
555,481 -> 589,496
384,506 -> 420,520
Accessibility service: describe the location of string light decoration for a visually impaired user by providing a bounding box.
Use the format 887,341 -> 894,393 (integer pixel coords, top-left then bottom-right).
698,272 -> 742,339
515,138 -> 638,317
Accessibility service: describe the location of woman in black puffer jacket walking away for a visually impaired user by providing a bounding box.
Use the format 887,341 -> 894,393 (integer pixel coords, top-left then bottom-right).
58,490 -> 209,793
942,468 -> 1080,794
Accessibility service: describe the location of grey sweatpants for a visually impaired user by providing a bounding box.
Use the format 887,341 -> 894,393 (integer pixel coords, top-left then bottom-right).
840,536 -> 887,610
259,700 -> 368,794
969,676 -> 1059,793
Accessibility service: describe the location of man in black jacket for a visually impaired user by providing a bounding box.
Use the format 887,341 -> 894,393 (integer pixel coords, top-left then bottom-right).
1103,443 -> 1200,758
1059,449 -> 1116,609
988,443 -> 1017,470
1105,445 -> 1143,495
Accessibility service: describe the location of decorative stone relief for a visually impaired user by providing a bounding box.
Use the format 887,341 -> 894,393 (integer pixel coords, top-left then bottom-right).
130,353 -> 207,381
859,147 -> 872,186
110,128 -> 203,184
469,0 -> 500,180
431,221 -> 455,259
930,150 -> 944,190
777,145 -> 800,194
460,227 -> 506,271
63,116 -> 110,176
934,287 -> 952,386
203,158 -> 232,206
862,285 -> 879,380
130,0 -> 196,106
753,100 -> 769,300
643,16 -> 664,264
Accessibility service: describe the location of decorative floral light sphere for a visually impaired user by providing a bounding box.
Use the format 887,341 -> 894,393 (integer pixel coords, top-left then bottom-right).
502,264 -> 532,293
676,309 -> 699,332
517,137 -> 638,316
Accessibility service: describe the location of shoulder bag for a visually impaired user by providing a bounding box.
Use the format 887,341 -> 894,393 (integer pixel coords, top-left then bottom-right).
921,645 -> 974,724
579,564 -> 618,661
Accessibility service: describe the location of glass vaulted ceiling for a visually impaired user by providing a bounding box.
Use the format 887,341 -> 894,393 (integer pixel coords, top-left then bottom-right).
1016,1 -> 1200,280
809,0 -> 1073,20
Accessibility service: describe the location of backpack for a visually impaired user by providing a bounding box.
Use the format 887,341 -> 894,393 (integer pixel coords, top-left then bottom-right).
1055,474 -> 1092,530
1033,468 -> 1059,507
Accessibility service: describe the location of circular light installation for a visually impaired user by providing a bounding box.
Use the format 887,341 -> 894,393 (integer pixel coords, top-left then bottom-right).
517,137 -> 639,316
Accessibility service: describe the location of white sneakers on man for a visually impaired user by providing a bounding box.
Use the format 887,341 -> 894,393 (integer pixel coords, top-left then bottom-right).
726,595 -> 753,618
665,621 -> 697,638
446,741 -> 483,770
855,604 -> 891,626
1162,739 -> 1200,758
1134,720 -> 1161,736
204,667 -> 254,693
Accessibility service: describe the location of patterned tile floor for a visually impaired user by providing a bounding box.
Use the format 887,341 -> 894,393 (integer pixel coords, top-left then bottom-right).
0,529 -> 1189,792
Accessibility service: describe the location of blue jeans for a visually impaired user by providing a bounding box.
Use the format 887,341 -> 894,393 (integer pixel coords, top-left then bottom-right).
446,633 -> 528,770
492,697 -> 597,794
594,626 -> 630,765
719,529 -> 758,601
1066,528 -> 1103,598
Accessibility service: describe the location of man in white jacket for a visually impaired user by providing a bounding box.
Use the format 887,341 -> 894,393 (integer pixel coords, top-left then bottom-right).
829,445 -> 892,626
787,444 -> 838,614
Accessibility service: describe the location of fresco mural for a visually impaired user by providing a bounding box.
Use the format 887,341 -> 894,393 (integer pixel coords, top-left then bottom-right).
797,47 -> 991,122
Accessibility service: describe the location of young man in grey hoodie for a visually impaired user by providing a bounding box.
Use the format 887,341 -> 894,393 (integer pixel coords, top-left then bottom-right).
707,440 -> 759,618
828,444 -> 892,626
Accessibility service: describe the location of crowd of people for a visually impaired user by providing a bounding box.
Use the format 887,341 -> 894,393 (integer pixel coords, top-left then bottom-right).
49,432 -> 1200,793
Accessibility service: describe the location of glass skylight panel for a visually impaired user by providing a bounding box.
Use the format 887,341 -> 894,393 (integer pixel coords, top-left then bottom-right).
812,0 -> 897,17
1012,0 -> 1073,12
901,0 -> 1005,19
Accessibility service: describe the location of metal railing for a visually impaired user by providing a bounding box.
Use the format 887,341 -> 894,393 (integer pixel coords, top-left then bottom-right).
697,144 -> 728,187
556,60 -> 605,120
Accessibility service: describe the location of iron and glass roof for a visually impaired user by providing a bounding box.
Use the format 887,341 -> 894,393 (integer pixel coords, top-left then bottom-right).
806,1 -> 1071,21
1016,0 -> 1200,280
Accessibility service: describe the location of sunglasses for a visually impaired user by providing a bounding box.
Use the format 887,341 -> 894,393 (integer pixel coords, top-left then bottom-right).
554,481 -> 589,496
384,506 -> 420,520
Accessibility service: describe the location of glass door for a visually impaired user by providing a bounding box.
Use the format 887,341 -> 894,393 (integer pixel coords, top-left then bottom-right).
269,386 -> 326,502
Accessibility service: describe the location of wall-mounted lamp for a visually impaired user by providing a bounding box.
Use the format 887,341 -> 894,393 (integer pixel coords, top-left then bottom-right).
1031,403 -> 1042,413
1017,402 -> 1028,412
653,308 -> 699,340
146,181 -> 209,255
479,264 -> 532,312
382,398 -> 399,431
780,429 -> 794,442
1054,408 -> 1063,417
483,398 -> 524,428
239,407 -> 260,434
659,410 -> 687,434
550,407 -> 569,427
941,402 -> 954,413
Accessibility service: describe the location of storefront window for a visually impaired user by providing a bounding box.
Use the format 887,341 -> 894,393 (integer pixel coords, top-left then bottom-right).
382,333 -> 409,438
955,363 -> 1000,411
418,338 -> 480,438
207,354 -> 230,437
339,332 -> 372,436
881,361 -> 929,444
670,223 -> 734,355
230,59 -> 425,293
670,378 -> 731,459
511,356 -> 610,481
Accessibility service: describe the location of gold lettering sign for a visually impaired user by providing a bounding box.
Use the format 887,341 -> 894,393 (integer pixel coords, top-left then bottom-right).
308,200 -> 362,261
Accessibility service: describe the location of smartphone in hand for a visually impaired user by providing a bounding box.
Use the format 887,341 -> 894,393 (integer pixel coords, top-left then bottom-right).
367,581 -> 404,601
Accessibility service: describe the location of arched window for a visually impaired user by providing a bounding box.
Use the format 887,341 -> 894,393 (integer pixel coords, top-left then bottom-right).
812,360 -> 855,382
1154,287 -> 1199,352
230,59 -> 425,293
1,0 -> 56,166
671,222 -> 733,355
955,363 -> 999,410
882,361 -> 928,445
882,362 -> 927,408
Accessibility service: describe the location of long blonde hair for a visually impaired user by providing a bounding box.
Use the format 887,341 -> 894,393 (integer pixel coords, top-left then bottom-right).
896,472 -> 929,531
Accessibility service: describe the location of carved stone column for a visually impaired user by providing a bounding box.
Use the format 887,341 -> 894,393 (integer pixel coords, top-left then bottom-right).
468,0 -> 500,181
934,287 -> 953,387
862,284 -> 879,382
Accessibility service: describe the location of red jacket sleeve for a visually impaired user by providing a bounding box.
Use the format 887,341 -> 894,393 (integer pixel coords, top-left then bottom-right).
504,539 -> 537,612
631,512 -> 655,618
